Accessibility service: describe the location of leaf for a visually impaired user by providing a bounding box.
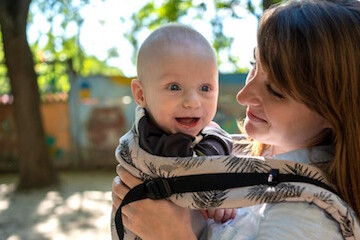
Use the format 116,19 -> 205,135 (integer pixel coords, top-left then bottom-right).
192,190 -> 229,208
246,183 -> 305,203
223,156 -> 271,173
284,163 -> 325,182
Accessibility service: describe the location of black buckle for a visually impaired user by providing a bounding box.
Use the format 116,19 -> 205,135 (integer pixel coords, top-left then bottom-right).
145,178 -> 172,199
267,169 -> 279,186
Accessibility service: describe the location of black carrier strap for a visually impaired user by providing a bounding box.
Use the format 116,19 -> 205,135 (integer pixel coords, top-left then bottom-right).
114,169 -> 336,240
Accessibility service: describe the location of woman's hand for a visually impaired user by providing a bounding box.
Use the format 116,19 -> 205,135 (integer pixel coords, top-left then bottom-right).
112,165 -> 197,240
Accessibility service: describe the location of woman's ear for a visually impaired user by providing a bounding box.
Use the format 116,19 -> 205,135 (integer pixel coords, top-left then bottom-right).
131,79 -> 146,107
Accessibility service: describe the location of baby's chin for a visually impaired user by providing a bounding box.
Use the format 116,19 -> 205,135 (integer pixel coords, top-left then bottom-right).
169,128 -> 203,138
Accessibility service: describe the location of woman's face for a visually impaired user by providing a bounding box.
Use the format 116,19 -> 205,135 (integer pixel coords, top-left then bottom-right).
236,58 -> 330,155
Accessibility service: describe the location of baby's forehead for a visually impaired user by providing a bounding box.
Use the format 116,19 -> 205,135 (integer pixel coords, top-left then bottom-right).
137,25 -> 217,78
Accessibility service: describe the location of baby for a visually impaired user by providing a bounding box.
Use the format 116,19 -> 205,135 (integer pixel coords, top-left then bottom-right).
130,23 -> 236,223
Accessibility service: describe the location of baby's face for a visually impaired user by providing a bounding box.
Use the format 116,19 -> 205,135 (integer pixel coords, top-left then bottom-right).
140,43 -> 218,137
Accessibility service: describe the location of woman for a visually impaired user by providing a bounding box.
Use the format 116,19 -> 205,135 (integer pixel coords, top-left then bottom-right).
112,0 -> 360,239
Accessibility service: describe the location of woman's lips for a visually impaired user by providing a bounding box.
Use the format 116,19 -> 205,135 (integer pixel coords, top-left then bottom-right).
247,110 -> 266,123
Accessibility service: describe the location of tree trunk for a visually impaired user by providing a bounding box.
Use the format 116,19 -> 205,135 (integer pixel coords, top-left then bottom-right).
0,0 -> 57,188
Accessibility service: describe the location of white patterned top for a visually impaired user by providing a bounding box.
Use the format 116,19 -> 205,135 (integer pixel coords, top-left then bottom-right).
204,146 -> 343,240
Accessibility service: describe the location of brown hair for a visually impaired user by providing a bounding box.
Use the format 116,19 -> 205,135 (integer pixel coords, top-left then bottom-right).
257,0 -> 360,217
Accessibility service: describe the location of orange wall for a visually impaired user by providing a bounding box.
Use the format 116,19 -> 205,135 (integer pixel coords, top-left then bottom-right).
41,102 -> 70,151
0,102 -> 70,167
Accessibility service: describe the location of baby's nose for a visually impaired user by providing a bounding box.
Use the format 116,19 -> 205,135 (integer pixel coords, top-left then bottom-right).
183,92 -> 201,108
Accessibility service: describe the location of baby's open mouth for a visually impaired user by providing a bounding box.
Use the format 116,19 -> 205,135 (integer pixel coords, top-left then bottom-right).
175,117 -> 200,126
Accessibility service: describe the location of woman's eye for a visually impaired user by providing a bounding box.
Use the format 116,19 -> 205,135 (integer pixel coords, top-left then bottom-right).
266,84 -> 284,99
250,61 -> 257,70
246,64 -> 256,83
169,84 -> 180,91
201,85 -> 210,92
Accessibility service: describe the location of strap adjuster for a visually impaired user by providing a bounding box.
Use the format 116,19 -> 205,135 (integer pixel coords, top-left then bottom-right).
268,169 -> 279,186
145,178 -> 172,199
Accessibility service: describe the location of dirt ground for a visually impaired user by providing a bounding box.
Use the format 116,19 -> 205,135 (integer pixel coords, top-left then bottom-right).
0,171 -> 116,240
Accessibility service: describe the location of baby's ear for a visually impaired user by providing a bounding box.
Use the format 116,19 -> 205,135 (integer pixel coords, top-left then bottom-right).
131,79 -> 146,107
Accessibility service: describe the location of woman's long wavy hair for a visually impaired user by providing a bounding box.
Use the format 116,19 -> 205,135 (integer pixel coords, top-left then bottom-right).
256,0 -> 360,217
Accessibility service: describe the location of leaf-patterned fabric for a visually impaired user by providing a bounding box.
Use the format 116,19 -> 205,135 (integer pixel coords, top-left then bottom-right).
112,109 -> 360,240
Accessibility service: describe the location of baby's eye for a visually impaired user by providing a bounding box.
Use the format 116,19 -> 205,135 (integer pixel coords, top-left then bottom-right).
201,85 -> 210,92
169,84 -> 180,91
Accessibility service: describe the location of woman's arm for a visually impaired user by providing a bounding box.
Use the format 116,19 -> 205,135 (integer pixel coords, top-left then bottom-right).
112,165 -> 197,240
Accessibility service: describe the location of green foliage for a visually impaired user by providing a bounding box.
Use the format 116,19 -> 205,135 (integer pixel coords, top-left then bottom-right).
126,0 -> 262,72
126,0 -> 194,63
126,0 -> 288,73
81,56 -> 123,76
27,0 -> 98,95
215,0 -> 259,18
0,0 -> 289,96
0,0 -> 124,96
0,30 -> 9,95
31,36 -> 122,95
262,0 -> 285,10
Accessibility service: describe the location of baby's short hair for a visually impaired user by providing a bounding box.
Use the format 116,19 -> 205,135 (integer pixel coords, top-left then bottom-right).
140,23 -> 211,49
136,23 -> 216,78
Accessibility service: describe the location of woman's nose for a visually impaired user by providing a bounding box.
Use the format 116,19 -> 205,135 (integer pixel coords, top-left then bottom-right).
236,77 -> 261,107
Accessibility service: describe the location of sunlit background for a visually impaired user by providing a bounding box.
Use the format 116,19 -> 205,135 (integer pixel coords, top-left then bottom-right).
0,0 -> 272,239
27,0 -> 259,77
0,172 -> 113,240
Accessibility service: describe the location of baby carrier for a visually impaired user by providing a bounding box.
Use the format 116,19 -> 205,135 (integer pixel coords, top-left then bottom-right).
113,125 -> 360,240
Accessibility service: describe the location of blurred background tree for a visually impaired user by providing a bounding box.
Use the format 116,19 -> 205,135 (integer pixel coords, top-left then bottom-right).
0,0 -> 283,189
125,0 -> 282,72
0,0 -> 59,189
